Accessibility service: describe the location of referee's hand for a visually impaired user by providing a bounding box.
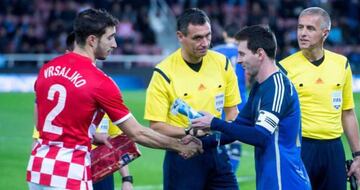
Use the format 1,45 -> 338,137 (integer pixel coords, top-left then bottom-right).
348,156 -> 360,187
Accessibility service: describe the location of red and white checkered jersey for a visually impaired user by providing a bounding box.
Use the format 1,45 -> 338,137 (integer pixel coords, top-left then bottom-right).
27,52 -> 131,189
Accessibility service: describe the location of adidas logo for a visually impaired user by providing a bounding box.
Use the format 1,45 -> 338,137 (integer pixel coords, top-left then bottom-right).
198,84 -> 206,90
315,78 -> 324,84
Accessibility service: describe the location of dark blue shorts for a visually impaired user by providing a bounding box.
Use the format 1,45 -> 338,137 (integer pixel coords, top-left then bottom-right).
163,146 -> 238,190
301,137 -> 346,190
93,174 -> 114,190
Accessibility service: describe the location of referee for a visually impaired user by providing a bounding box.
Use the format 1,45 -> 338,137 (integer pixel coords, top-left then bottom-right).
145,8 -> 240,190
279,7 -> 360,190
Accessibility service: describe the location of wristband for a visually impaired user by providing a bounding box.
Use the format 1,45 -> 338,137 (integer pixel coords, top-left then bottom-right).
352,151 -> 360,158
122,175 -> 133,183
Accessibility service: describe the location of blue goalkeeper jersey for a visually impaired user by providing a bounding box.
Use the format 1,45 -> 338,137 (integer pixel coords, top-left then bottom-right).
209,71 -> 311,190
213,43 -> 247,110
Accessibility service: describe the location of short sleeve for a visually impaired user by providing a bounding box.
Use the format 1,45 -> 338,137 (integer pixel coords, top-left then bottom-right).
144,69 -> 172,122
94,77 -> 131,125
342,63 -> 355,110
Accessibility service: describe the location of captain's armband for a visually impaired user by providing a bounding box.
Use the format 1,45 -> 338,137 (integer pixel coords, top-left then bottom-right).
255,110 -> 279,134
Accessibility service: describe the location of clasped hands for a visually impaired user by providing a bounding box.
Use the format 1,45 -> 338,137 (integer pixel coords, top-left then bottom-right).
178,135 -> 203,159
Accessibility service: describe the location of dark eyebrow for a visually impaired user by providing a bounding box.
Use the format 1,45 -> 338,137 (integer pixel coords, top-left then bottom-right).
108,32 -> 116,38
307,25 -> 316,29
193,32 -> 211,39
238,50 -> 244,55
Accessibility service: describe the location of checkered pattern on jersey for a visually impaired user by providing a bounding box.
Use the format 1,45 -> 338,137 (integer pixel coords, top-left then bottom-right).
27,139 -> 92,190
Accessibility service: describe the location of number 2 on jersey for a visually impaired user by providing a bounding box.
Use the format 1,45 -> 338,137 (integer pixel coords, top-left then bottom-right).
43,84 -> 66,135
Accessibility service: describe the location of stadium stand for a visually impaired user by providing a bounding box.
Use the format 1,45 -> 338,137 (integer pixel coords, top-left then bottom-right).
0,0 -> 359,72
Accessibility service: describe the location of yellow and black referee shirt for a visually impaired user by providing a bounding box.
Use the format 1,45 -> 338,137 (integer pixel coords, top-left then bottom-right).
279,50 -> 354,139
145,48 -> 241,128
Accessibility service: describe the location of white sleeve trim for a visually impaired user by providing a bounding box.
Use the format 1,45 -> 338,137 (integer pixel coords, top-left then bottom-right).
112,113 -> 133,125
256,110 -> 279,134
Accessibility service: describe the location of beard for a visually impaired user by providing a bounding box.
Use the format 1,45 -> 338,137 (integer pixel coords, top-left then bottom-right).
94,45 -> 109,60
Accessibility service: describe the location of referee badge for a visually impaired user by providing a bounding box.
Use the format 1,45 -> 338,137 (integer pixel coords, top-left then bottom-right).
215,93 -> 224,112
332,91 -> 342,110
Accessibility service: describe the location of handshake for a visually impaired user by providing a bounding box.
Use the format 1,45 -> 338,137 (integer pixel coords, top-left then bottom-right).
178,134 -> 203,159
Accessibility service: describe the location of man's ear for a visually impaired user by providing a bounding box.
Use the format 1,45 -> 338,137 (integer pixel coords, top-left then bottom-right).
256,48 -> 266,60
176,31 -> 185,42
322,29 -> 329,39
87,35 -> 98,48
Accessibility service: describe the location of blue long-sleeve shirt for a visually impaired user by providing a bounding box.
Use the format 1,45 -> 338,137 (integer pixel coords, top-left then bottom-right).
201,71 -> 311,190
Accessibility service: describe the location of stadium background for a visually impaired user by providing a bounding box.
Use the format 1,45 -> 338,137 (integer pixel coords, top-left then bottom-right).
0,0 -> 359,189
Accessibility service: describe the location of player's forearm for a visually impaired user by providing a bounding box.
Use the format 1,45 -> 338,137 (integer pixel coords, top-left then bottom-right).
200,133 -> 235,150
342,109 -> 360,152
119,166 -> 130,177
211,117 -> 269,147
149,121 -> 186,138
131,126 -> 183,151
120,117 -> 187,152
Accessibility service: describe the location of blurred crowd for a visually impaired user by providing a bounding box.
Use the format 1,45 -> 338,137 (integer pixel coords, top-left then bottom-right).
0,0 -> 359,71
0,0 -> 159,55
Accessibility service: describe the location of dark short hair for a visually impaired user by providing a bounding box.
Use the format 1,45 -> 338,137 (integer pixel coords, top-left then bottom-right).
74,9 -> 118,46
235,25 -> 277,59
224,23 -> 238,38
66,31 -> 75,51
177,8 -> 210,36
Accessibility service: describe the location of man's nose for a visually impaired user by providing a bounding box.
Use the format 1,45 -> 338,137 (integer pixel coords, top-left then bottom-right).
298,28 -> 307,36
112,41 -> 117,49
201,37 -> 210,47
